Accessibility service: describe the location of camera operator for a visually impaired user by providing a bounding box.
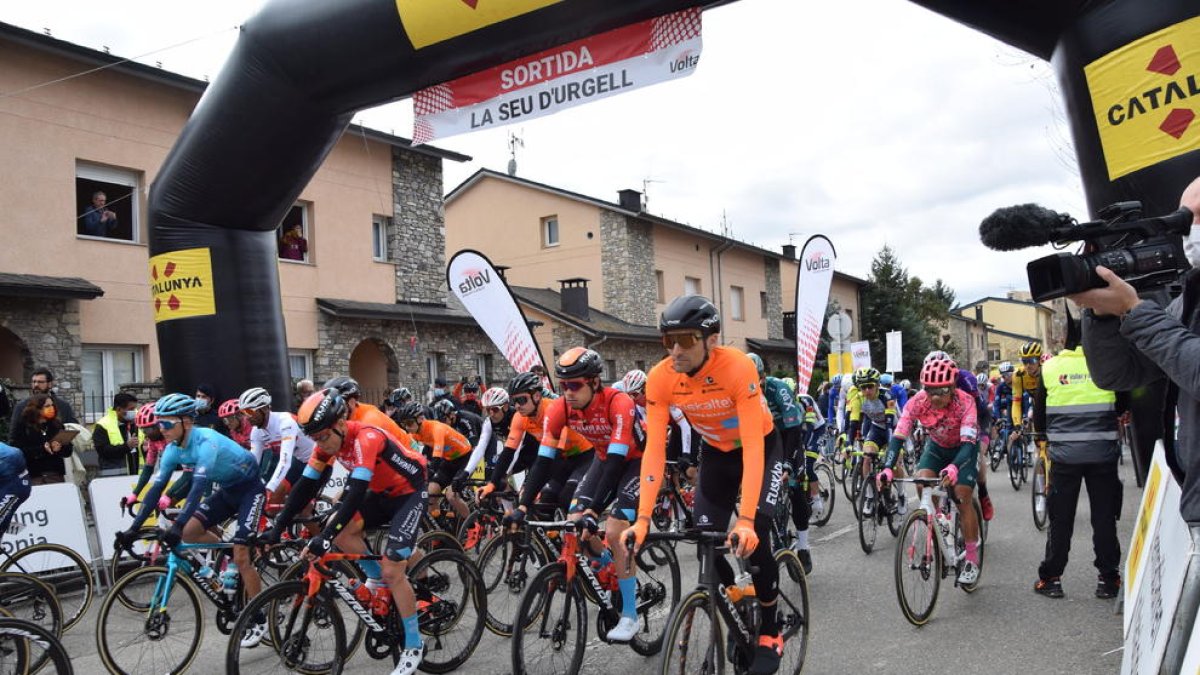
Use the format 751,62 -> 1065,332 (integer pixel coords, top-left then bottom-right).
1073,176 -> 1200,524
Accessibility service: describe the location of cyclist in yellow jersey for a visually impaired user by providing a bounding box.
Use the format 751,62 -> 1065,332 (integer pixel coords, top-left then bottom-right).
1011,342 -> 1045,434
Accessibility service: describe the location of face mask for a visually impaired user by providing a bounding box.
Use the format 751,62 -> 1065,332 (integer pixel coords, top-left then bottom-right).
433,388 -> 445,397
42,406 -> 56,420
1185,224 -> 1200,268
195,397 -> 211,412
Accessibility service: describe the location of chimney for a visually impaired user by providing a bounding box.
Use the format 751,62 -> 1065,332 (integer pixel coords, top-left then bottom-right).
781,244 -> 796,259
618,189 -> 642,212
559,278 -> 590,320
495,265 -> 510,281
974,306 -> 983,323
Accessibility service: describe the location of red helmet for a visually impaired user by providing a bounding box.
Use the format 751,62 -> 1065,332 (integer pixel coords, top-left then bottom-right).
920,356 -> 958,388
218,399 -> 241,418
134,402 -> 158,428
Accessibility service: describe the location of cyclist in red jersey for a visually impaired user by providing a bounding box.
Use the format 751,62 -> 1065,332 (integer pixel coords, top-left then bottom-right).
264,389 -> 429,675
394,403 -> 473,521
623,295 -> 787,675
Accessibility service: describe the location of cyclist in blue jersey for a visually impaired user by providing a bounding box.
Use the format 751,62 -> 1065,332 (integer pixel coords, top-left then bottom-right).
0,442 -> 32,539
116,392 -> 268,647
882,373 -> 908,410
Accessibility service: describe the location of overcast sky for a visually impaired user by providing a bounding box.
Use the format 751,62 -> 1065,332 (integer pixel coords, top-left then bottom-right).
4,0 -> 1092,304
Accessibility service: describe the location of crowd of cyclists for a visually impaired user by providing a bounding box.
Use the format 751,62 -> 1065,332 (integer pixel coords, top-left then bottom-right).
0,292 -> 1065,675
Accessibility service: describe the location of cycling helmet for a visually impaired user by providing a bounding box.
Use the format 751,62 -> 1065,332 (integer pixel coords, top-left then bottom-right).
386,387 -> 413,407
879,373 -> 894,386
611,381 -> 627,393
556,347 -> 604,380
920,356 -> 958,388
659,295 -> 720,336
852,367 -> 881,387
747,353 -> 765,376
782,377 -> 796,393
998,361 -> 1015,375
432,399 -> 456,421
237,387 -> 272,411
924,350 -> 951,364
134,402 -> 158,428
1018,342 -> 1043,359
323,376 -> 361,399
830,374 -> 842,386
297,388 -> 347,435
900,379 -> 911,390
507,371 -> 542,395
395,402 -> 425,423
480,387 -> 509,407
621,369 -> 648,394
975,373 -> 990,390
218,399 -> 241,418
155,393 -> 199,418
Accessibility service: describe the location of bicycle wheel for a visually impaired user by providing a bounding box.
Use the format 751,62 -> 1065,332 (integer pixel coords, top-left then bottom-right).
857,480 -> 878,554
476,533 -> 548,637
226,579 -> 345,675
1019,445 -> 1030,486
894,510 -> 941,626
833,448 -> 847,484
771,483 -> 794,552
1008,438 -> 1023,490
279,558 -> 367,661
96,566 -> 203,675
0,573 -> 62,673
107,527 -> 168,610
0,617 -> 73,675
988,441 -> 1003,472
955,501 -> 986,593
511,561 -> 587,675
629,540 -> 682,656
657,590 -> 722,675
408,548 -> 486,673
1031,458 -> 1049,531
841,456 -> 857,501
886,483 -> 903,537
456,509 -> 500,558
812,463 -> 836,527
773,549 -> 809,674
652,490 -> 678,533
1,542 -> 94,633
415,529 -> 466,554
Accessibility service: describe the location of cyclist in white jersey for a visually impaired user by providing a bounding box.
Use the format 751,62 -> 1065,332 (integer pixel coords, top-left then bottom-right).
238,387 -> 316,504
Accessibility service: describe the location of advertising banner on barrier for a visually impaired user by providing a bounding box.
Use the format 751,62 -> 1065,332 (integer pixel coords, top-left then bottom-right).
850,341 -> 872,370
448,249 -> 548,378
794,236 -> 836,393
3,482 -> 91,569
413,8 -> 702,144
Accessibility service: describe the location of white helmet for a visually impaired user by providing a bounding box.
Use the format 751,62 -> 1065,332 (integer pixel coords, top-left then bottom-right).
924,350 -> 951,364
237,387 -> 272,411
610,380 -> 627,392
480,387 -> 509,408
621,369 -> 648,394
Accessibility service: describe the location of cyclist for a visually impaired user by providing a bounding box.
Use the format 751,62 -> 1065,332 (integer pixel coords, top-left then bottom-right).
749,353 -> 814,571
115,393 -> 269,647
433,398 -> 483,447
126,402 -> 195,507
382,387 -> 413,418
218,399 -> 253,449
878,354 -> 982,585
459,379 -> 484,416
1012,342 -> 1045,433
455,387 -> 513,491
0,440 -> 31,539
797,393 -> 827,512
882,372 -> 908,410
394,402 -> 473,522
325,376 -> 417,448
991,362 -> 1015,452
845,366 -> 904,516
238,387 -> 316,506
622,369 -> 696,482
623,295 -> 787,675
265,389 -> 429,675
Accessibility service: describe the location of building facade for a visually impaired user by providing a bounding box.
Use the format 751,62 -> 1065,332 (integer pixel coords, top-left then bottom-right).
955,293 -> 1056,365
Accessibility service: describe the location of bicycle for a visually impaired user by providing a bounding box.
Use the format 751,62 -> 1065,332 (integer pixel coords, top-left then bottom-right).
1030,436 -> 1051,531
0,538 -> 94,633
893,476 -> 986,626
474,502 -> 566,637
0,615 -> 74,675
989,419 -> 1011,472
651,461 -> 696,533
650,530 -> 808,674
225,547 -> 486,674
856,464 -> 902,555
801,451 -> 836,528
510,520 -> 681,675
1008,428 -> 1030,490
0,572 -> 63,673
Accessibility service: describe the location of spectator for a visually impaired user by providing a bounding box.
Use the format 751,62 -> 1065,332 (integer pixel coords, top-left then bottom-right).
294,379 -> 315,411
816,382 -> 831,418
10,394 -> 72,484
459,378 -> 483,416
192,383 -> 229,437
80,190 -> 119,237
0,381 -> 11,442
430,377 -> 460,408
278,222 -> 308,261
10,368 -> 78,433
94,392 -> 141,477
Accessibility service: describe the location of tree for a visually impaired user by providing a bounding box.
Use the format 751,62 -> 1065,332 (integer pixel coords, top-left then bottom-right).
860,245 -> 957,380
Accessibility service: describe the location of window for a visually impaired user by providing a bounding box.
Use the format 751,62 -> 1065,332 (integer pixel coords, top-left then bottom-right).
605,359 -> 617,381
684,276 -> 701,296
542,216 -> 559,247
730,286 -> 745,321
278,203 -> 311,263
426,354 -> 442,388
655,271 -> 665,303
987,345 -> 1001,362
372,215 -> 391,262
288,350 -> 313,381
476,354 -> 492,384
760,291 -> 769,319
635,360 -> 646,373
76,162 -> 140,242
81,345 -> 143,422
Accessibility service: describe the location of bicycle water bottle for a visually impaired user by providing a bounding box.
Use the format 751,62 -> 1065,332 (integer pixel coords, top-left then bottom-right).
366,578 -> 391,616
347,579 -> 373,606
220,568 -> 240,597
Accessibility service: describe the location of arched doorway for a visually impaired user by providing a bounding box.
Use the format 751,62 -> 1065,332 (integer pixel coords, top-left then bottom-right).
0,325 -> 31,384
348,337 -> 399,405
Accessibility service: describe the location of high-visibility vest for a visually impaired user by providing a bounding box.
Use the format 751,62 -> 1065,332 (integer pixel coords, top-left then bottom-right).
1042,346 -> 1118,464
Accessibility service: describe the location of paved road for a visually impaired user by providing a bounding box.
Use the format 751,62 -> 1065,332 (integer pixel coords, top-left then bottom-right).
62,458 -> 1140,674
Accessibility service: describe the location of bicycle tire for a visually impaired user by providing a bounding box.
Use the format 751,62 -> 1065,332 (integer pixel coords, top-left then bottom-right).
988,442 -> 1003,472
629,539 -> 682,657
511,561 -> 587,675
476,532 -> 550,637
812,463 -> 836,527
0,572 -> 62,673
408,548 -> 486,673
279,558 -> 367,661
886,483 -> 903,537
773,549 -> 809,674
1031,458 -> 1049,532
107,527 -> 167,610
1,542 -> 94,633
0,616 -> 74,675
96,565 -> 203,675
857,481 -> 878,554
226,578 -> 346,675
656,589 -> 722,675
1009,437 -> 1023,490
894,510 -> 941,626
1019,445 -> 1030,486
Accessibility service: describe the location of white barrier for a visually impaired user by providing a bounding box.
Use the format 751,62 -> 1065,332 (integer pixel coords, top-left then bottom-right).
88,475 -> 143,561
1,482 -> 91,571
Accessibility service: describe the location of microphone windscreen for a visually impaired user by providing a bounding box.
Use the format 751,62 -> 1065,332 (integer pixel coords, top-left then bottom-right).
979,203 -> 1063,251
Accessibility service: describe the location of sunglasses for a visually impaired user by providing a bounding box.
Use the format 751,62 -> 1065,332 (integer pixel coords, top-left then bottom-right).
559,380 -> 588,392
156,419 -> 180,430
861,384 -> 878,390
925,386 -> 954,398
486,406 -> 505,414
310,428 -> 334,442
511,395 -> 532,405
661,331 -> 703,350
1021,358 -> 1040,365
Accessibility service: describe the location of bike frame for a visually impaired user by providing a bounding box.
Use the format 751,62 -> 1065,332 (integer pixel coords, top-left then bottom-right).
152,541 -> 235,615
898,478 -> 962,576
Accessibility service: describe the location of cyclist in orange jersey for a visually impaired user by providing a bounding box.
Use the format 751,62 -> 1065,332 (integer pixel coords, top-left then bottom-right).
395,403 -> 473,521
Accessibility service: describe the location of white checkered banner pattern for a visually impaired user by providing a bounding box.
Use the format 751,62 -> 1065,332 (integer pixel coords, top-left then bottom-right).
447,249 -> 547,376
794,235 -> 837,393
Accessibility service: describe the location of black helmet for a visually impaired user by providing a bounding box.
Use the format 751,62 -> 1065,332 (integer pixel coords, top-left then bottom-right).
297,388 -> 347,435
395,402 -> 425,422
323,376 -> 360,399
432,399 -> 456,420
555,347 -> 603,379
507,372 -> 542,395
660,295 -> 720,336
386,387 -> 412,407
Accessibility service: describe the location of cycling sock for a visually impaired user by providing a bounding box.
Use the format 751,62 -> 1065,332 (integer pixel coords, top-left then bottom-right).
357,559 -> 383,580
402,613 -> 422,649
965,540 -> 979,565
978,482 -> 989,499
618,576 -> 638,618
795,530 -> 809,550
759,600 -> 780,635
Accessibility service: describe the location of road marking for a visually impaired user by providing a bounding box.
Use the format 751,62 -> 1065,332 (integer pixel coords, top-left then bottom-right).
816,523 -> 855,543
1101,646 -> 1125,657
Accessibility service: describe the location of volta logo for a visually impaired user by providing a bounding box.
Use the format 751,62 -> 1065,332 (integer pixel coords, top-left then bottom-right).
458,267 -> 492,295
804,252 -> 831,272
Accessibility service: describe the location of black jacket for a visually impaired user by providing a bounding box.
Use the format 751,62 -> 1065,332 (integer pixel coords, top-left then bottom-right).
10,417 -> 72,477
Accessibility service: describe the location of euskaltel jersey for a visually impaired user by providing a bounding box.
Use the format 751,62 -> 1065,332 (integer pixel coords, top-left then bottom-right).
505,396 -> 592,457
540,387 -> 642,460
410,418 -> 473,461
351,402 -> 422,452
306,421 -> 427,496
637,346 -> 774,524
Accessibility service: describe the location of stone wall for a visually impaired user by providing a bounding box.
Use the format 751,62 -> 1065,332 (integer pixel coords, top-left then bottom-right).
764,256 -> 783,339
549,324 -> 664,382
0,296 -> 83,411
392,149 -> 447,305
600,211 -> 657,326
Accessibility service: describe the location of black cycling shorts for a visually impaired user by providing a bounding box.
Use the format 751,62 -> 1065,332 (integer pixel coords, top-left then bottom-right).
430,454 -> 470,488
693,430 -> 784,529
538,451 -> 592,511
572,456 -> 641,522
358,489 -> 427,561
195,476 -> 266,545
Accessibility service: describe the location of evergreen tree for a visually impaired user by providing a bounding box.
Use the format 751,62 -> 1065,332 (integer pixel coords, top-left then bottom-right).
860,245 -> 956,380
